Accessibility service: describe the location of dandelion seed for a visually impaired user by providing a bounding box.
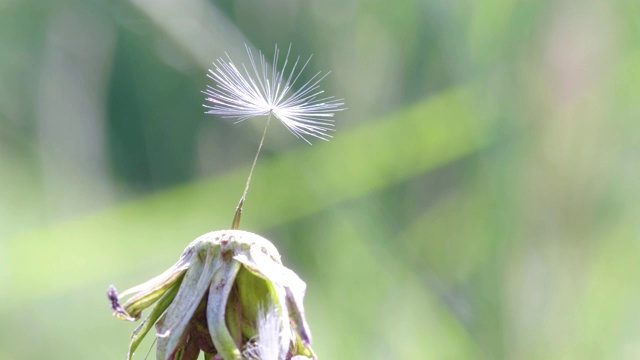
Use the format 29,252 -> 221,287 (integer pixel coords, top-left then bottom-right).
203,45 -> 345,229
203,44 -> 344,143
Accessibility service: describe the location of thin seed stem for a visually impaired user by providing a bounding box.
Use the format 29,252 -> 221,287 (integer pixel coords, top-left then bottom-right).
231,113 -> 272,229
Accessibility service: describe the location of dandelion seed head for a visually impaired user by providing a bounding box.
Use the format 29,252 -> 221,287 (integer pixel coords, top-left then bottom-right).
203,44 -> 344,143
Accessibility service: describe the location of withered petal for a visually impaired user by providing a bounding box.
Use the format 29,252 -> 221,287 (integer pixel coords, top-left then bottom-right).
207,258 -> 242,360
156,245 -> 220,360
119,247 -> 195,319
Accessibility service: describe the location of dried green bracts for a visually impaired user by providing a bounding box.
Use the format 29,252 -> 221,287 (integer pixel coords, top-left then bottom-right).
108,230 -> 315,360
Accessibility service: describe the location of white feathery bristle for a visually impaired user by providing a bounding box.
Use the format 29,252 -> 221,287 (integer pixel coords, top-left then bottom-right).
203,44 -> 345,144
243,302 -> 288,360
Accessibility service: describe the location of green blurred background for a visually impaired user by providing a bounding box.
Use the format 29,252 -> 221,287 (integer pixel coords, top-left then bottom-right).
1,0 -> 639,359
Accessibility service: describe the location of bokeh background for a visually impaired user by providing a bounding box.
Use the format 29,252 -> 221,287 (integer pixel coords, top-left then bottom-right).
1,0 -> 639,359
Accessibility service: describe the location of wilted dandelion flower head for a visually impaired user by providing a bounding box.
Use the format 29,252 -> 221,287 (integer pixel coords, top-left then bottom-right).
203,44 -> 344,143
109,230 -> 315,360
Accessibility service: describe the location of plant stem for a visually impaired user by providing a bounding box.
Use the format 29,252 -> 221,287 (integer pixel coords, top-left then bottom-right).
231,113 -> 272,229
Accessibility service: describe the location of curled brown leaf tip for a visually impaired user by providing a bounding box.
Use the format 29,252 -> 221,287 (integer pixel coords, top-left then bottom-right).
107,285 -> 120,311
108,285 -> 135,321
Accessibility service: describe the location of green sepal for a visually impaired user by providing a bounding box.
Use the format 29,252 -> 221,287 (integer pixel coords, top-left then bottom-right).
291,333 -> 317,359
233,252 -> 292,357
127,276 -> 182,360
235,265 -> 271,338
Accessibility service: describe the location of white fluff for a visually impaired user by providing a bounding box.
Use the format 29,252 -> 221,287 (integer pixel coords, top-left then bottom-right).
203,44 -> 345,143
